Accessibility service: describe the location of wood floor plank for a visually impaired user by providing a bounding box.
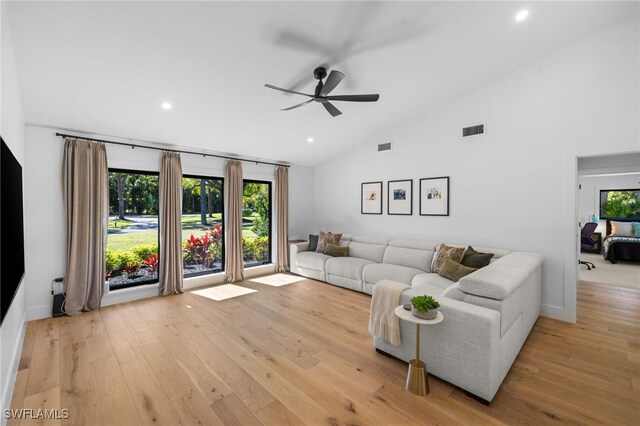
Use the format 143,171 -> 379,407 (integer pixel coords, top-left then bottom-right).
24,319 -> 59,398
8,275 -> 640,425
120,358 -> 181,425
90,355 -> 141,426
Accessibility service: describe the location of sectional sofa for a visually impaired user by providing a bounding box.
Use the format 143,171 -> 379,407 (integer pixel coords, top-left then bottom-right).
289,234 -> 543,402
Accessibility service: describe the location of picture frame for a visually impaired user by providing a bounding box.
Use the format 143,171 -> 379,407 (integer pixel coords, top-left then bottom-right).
387,179 -> 413,215
419,177 -> 449,216
361,181 -> 383,214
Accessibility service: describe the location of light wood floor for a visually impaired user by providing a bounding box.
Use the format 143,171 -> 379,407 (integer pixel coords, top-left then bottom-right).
8,277 -> 640,425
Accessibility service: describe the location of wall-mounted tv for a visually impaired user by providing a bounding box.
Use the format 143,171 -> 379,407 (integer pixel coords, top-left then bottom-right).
599,188 -> 640,220
1,136 -> 26,325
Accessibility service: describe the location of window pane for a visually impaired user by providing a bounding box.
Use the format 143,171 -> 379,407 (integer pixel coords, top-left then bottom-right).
107,171 -> 159,290
182,177 -> 224,276
242,181 -> 271,267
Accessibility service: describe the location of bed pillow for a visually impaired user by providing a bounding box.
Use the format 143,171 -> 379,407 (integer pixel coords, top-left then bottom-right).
461,246 -> 494,269
316,231 -> 342,253
610,221 -> 634,237
307,234 -> 319,251
432,243 -> 466,274
632,222 -> 640,237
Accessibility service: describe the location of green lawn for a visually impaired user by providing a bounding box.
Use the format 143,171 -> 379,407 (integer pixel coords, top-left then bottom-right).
107,213 -> 259,252
108,217 -> 134,233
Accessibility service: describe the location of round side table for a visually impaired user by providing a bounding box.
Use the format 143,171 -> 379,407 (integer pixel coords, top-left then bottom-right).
394,306 -> 444,396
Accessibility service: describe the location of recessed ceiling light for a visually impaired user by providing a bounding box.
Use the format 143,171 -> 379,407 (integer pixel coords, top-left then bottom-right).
161,101 -> 172,110
515,9 -> 529,22
307,137 -> 314,143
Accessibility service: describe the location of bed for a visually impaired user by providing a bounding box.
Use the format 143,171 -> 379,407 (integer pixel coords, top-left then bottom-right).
603,219 -> 640,264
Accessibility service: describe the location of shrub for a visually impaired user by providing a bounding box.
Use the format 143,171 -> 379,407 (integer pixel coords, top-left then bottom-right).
243,236 -> 269,262
131,243 -> 158,259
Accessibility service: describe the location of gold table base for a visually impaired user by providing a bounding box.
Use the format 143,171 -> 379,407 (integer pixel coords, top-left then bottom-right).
406,359 -> 429,395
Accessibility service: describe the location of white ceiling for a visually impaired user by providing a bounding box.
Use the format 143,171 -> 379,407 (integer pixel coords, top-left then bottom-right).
7,1 -> 638,166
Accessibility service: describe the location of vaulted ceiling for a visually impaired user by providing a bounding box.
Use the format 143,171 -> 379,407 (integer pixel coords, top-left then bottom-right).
7,1 -> 638,166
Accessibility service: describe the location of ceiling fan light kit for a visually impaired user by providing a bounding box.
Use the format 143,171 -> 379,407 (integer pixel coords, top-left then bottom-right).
265,66 -> 380,117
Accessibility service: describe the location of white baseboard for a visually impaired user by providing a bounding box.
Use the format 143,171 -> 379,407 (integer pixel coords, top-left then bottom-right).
540,303 -> 571,322
26,304 -> 51,321
1,311 -> 27,426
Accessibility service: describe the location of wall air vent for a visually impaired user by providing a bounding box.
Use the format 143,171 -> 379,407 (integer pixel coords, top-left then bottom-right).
462,124 -> 485,137
378,142 -> 392,152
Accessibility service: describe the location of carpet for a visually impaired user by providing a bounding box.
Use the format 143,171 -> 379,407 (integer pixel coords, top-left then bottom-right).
579,253 -> 640,289
191,284 -> 257,301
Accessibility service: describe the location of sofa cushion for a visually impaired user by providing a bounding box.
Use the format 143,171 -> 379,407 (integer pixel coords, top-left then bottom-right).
382,246 -> 434,272
324,244 -> 349,257
439,258 -> 477,282
363,263 -> 423,288
308,234 -> 319,251
316,231 -> 342,253
348,238 -> 388,263
388,239 -> 439,251
406,273 -> 454,299
461,246 -> 494,268
325,257 -> 374,281
432,243 -> 466,273
296,251 -> 331,272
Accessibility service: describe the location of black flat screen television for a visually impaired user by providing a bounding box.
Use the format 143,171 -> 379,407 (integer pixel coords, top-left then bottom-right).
1,136 -> 26,325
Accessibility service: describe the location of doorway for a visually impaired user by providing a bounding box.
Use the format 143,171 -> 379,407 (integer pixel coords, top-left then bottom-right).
577,153 -> 640,290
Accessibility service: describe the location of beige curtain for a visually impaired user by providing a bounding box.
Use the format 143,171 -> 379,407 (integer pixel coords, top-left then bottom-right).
62,138 -> 108,316
224,160 -> 244,282
275,166 -> 289,272
159,152 -> 184,295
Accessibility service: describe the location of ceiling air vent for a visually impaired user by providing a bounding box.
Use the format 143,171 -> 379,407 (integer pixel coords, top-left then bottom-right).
378,142 -> 392,152
462,124 -> 485,137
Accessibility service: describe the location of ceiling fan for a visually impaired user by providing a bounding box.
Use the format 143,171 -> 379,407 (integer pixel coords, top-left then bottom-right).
265,66 -> 379,117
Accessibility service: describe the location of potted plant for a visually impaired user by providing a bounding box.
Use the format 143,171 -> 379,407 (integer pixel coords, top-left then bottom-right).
410,295 -> 440,320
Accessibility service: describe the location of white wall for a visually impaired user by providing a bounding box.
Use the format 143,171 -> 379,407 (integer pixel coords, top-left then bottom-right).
313,15 -> 640,322
0,1 -> 27,419
23,125 -> 316,320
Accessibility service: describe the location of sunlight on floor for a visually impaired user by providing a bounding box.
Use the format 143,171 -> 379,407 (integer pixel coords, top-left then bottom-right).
191,284 -> 258,301
249,273 -> 306,287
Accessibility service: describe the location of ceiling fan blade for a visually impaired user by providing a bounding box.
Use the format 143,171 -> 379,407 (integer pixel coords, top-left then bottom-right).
280,99 -> 314,111
320,70 -> 345,96
326,94 -> 380,102
319,99 -> 342,117
265,84 -> 314,98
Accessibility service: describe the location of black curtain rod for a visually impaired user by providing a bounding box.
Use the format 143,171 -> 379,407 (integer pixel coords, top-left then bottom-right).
55,132 -> 290,168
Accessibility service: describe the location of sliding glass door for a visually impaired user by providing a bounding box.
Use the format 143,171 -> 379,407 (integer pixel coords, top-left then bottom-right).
242,180 -> 272,267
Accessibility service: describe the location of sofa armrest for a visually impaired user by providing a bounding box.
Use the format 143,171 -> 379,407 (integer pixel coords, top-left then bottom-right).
289,242 -> 309,274
459,251 -> 543,300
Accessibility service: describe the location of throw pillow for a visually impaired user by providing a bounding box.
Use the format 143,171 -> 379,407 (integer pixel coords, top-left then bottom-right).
324,244 -> 349,257
632,222 -> 640,237
316,231 -> 343,253
610,221 -> 634,237
308,234 -> 319,251
432,243 -> 466,274
461,246 -> 494,269
439,258 -> 477,282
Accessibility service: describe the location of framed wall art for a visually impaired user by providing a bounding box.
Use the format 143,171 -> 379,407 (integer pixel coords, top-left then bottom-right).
361,181 -> 383,214
419,177 -> 449,216
387,179 -> 413,215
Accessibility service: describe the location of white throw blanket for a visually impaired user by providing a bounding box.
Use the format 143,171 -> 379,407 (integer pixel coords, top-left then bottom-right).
368,280 -> 410,346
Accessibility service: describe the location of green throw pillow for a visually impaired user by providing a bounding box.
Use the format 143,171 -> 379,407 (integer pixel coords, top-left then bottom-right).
439,258 -> 477,282
461,246 -> 494,269
324,243 -> 349,257
632,222 -> 640,237
308,234 -> 319,251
